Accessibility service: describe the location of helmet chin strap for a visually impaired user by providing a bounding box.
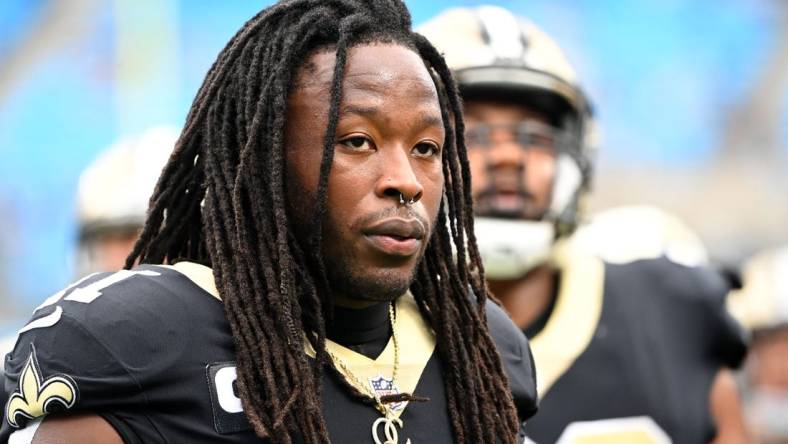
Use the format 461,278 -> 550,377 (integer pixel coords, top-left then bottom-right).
474,217 -> 555,280
472,152 -> 582,281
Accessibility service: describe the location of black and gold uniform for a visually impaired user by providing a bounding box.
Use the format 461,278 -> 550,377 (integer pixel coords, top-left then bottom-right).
524,253 -> 747,444
2,262 -> 537,443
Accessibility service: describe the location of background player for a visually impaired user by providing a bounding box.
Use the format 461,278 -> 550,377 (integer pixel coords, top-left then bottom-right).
0,126 -> 176,409
729,246 -> 788,443
74,126 -> 178,275
421,6 -> 749,443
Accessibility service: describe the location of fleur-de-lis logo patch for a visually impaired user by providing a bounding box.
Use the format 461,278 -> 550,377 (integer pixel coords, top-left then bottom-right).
6,344 -> 78,428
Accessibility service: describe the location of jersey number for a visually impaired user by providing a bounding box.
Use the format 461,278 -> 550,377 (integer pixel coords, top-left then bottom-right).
19,270 -> 161,334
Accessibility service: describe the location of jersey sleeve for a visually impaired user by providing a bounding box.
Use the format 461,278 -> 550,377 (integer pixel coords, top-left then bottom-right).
694,266 -> 749,369
1,306 -> 143,441
1,267 -> 196,443
650,257 -> 749,369
485,299 -> 539,421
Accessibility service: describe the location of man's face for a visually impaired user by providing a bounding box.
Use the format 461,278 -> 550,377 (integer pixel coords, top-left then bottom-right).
285,43 -> 445,306
749,329 -> 788,389
79,228 -> 141,274
464,99 -> 557,220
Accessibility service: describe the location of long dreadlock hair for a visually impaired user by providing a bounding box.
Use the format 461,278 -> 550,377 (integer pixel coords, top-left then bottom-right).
126,0 -> 519,442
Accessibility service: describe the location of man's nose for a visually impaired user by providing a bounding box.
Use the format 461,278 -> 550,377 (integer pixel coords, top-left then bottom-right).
485,129 -> 527,169
375,148 -> 424,204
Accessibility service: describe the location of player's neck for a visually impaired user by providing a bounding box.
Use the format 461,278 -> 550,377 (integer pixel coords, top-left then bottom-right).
487,263 -> 558,330
327,301 -> 391,348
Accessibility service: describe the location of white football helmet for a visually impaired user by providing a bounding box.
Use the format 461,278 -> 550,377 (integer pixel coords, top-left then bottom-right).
728,245 -> 788,333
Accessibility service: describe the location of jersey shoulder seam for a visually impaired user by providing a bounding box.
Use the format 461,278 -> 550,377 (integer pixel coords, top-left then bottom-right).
57,312 -> 167,441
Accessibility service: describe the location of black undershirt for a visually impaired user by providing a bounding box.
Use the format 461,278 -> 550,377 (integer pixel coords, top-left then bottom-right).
326,302 -> 392,359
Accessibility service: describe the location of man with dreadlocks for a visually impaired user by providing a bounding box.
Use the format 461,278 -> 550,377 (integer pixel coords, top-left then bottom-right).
1,1 -> 537,443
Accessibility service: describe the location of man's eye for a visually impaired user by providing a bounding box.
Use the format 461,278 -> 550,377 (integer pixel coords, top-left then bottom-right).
340,136 -> 373,151
412,142 -> 440,158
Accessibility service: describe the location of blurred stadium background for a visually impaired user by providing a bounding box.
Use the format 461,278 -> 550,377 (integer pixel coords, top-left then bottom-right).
0,0 -> 786,332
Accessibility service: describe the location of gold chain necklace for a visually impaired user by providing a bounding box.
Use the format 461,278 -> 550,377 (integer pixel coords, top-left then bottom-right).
327,303 -> 411,444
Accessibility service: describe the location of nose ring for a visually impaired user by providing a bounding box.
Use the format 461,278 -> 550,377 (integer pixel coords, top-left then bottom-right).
399,193 -> 415,206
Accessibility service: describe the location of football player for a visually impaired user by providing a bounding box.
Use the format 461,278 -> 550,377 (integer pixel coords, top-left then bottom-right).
729,246 -> 788,443
1,1 -> 537,443
75,126 -> 178,275
0,127 -> 176,418
420,6 -> 749,443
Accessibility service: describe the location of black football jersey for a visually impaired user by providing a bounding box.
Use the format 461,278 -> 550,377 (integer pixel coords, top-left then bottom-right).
523,253 -> 747,444
2,262 -> 537,443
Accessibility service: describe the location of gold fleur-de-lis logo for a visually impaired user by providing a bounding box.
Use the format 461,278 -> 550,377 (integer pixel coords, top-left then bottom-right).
5,344 -> 78,428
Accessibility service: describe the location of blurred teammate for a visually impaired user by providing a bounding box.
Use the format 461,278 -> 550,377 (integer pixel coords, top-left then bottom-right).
1,1 -> 537,443
75,126 -> 178,275
421,6 -> 749,443
729,246 -> 788,443
0,127 -> 176,414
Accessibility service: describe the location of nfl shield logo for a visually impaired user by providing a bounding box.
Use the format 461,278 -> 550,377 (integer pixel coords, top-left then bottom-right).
368,375 -> 405,411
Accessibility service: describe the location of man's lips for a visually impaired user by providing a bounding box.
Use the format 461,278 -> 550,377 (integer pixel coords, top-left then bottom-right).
365,235 -> 420,257
478,186 -> 532,206
363,218 -> 426,257
486,192 -> 526,206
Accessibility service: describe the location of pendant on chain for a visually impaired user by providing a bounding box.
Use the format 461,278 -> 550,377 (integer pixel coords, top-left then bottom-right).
372,414 -> 411,444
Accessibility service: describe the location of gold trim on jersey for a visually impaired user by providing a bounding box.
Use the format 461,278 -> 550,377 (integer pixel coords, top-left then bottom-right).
157,262 -> 221,301
530,245 -> 605,398
162,262 -> 436,418
556,416 -> 671,444
305,293 -> 436,419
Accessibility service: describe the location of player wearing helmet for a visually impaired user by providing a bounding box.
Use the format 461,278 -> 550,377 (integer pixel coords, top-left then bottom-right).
729,246 -> 788,443
0,127 -> 178,417
421,6 -> 748,443
75,126 -> 179,275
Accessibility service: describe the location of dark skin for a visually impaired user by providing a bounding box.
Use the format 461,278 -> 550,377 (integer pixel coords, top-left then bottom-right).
25,414 -> 123,444
485,264 -> 556,329
286,43 -> 445,308
465,96 -> 749,443
464,101 -> 555,220
742,329 -> 788,443
464,99 -> 559,326
22,43 -> 445,443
